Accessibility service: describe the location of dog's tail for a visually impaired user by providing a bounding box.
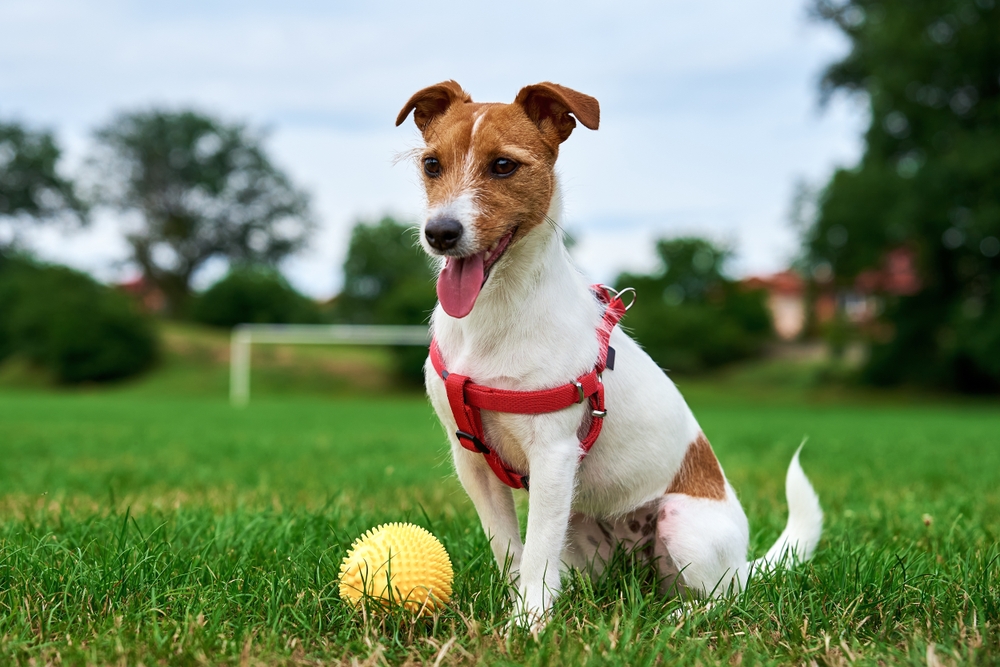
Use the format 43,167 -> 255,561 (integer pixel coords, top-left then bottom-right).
751,445 -> 823,573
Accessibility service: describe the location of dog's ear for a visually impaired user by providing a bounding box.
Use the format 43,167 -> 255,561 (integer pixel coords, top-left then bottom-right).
396,80 -> 472,134
514,82 -> 600,144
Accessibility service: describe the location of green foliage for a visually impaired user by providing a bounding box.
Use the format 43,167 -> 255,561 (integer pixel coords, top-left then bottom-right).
0,257 -> 157,383
335,217 -> 436,324
615,238 -> 772,373
335,217 -> 436,384
0,121 -> 85,241
92,109 -> 313,316
192,265 -> 322,328
809,0 -> 1000,391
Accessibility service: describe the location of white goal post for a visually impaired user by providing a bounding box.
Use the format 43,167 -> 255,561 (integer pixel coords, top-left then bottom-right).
229,324 -> 430,406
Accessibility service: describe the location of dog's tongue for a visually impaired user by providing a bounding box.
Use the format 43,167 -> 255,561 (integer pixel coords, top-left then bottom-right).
437,252 -> 485,318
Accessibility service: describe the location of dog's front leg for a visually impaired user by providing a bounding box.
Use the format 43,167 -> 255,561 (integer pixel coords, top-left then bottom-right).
514,433 -> 580,629
427,369 -> 524,577
451,444 -> 524,579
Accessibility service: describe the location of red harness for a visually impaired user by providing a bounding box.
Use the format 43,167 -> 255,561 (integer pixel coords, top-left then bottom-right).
429,285 -> 631,491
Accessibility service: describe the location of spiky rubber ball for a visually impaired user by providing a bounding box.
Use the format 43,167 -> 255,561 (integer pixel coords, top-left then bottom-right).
339,522 -> 453,614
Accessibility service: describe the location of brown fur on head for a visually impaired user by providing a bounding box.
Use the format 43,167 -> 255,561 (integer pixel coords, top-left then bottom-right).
397,81 -> 600,259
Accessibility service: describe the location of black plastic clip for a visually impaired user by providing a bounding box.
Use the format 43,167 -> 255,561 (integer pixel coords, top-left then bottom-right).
456,430 -> 490,454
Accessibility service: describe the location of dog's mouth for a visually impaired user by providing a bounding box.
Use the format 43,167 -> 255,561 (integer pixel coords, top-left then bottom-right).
437,227 -> 517,319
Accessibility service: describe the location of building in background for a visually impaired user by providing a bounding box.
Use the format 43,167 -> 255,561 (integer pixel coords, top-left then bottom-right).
743,247 -> 921,342
742,270 -> 806,341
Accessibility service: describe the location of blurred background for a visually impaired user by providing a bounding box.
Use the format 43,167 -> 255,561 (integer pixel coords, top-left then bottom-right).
1,0 -> 998,394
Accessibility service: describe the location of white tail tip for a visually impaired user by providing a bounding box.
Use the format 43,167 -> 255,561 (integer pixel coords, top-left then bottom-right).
753,442 -> 823,573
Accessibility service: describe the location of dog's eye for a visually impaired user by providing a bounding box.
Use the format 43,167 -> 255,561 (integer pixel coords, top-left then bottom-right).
423,157 -> 442,177
490,158 -> 519,178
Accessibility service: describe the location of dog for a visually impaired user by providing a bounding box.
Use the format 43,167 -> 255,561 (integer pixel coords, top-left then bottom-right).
396,80 -> 823,627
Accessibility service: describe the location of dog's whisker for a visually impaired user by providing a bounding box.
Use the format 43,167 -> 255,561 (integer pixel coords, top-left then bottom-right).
392,147 -> 424,167
544,214 -> 564,232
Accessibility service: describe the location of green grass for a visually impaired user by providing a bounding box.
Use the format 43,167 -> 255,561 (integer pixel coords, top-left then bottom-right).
0,327 -> 998,664
1,390 -> 998,665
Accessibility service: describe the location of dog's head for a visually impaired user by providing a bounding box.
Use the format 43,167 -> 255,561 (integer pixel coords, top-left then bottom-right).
397,81 -> 599,318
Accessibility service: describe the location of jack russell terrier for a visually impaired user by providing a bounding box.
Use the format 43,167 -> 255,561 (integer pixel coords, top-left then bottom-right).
396,80 -> 823,628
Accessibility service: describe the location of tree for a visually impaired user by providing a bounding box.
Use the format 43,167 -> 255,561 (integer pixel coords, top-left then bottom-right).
335,217 -> 436,324
334,217 -> 437,383
0,121 -> 85,247
192,265 -> 322,328
809,0 -> 1000,391
615,238 -> 772,373
92,110 -> 313,316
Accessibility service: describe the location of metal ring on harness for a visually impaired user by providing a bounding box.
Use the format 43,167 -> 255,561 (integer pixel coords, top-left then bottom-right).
599,285 -> 637,311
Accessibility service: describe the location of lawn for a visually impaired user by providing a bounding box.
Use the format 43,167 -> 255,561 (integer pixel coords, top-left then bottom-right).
0,332 -> 998,665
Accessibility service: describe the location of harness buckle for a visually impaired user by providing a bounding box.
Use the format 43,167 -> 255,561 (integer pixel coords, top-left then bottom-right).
573,381 -> 585,404
591,409 -> 607,418
456,430 -> 490,454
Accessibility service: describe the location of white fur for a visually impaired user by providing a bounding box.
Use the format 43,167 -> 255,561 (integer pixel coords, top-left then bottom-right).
657,483 -> 750,595
424,191 -> 823,627
470,108 -> 487,137
752,445 -> 824,572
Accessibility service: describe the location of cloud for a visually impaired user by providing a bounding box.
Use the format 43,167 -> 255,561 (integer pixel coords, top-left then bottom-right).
1,0 -> 864,297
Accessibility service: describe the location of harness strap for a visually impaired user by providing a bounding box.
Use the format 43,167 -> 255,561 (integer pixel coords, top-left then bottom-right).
430,285 -> 629,491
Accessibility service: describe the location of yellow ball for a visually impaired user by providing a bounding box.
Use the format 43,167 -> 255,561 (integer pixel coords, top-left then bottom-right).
339,522 -> 453,615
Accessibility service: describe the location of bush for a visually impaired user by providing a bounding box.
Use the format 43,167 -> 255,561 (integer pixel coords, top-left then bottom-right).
334,218 -> 437,385
192,266 -> 322,328
615,238 -> 772,374
622,290 -> 772,374
0,257 -> 10,362
0,256 -> 158,383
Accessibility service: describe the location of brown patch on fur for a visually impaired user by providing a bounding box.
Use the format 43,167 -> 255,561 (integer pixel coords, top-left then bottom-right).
666,433 -> 726,500
396,80 -> 600,255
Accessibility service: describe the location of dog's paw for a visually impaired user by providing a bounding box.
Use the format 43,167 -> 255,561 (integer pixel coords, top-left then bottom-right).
668,599 -> 716,622
506,604 -> 548,636
507,585 -> 552,635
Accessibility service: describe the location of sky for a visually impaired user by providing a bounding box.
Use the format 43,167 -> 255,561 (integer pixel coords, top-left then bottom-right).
0,0 -> 867,298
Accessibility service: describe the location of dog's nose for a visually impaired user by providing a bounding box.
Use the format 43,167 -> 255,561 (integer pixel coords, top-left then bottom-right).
424,216 -> 463,251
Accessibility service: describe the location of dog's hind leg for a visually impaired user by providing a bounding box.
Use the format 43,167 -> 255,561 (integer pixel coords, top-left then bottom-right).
652,433 -> 751,596
654,488 -> 750,596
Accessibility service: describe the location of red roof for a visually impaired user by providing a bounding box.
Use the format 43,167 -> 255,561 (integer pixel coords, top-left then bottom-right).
742,270 -> 804,296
